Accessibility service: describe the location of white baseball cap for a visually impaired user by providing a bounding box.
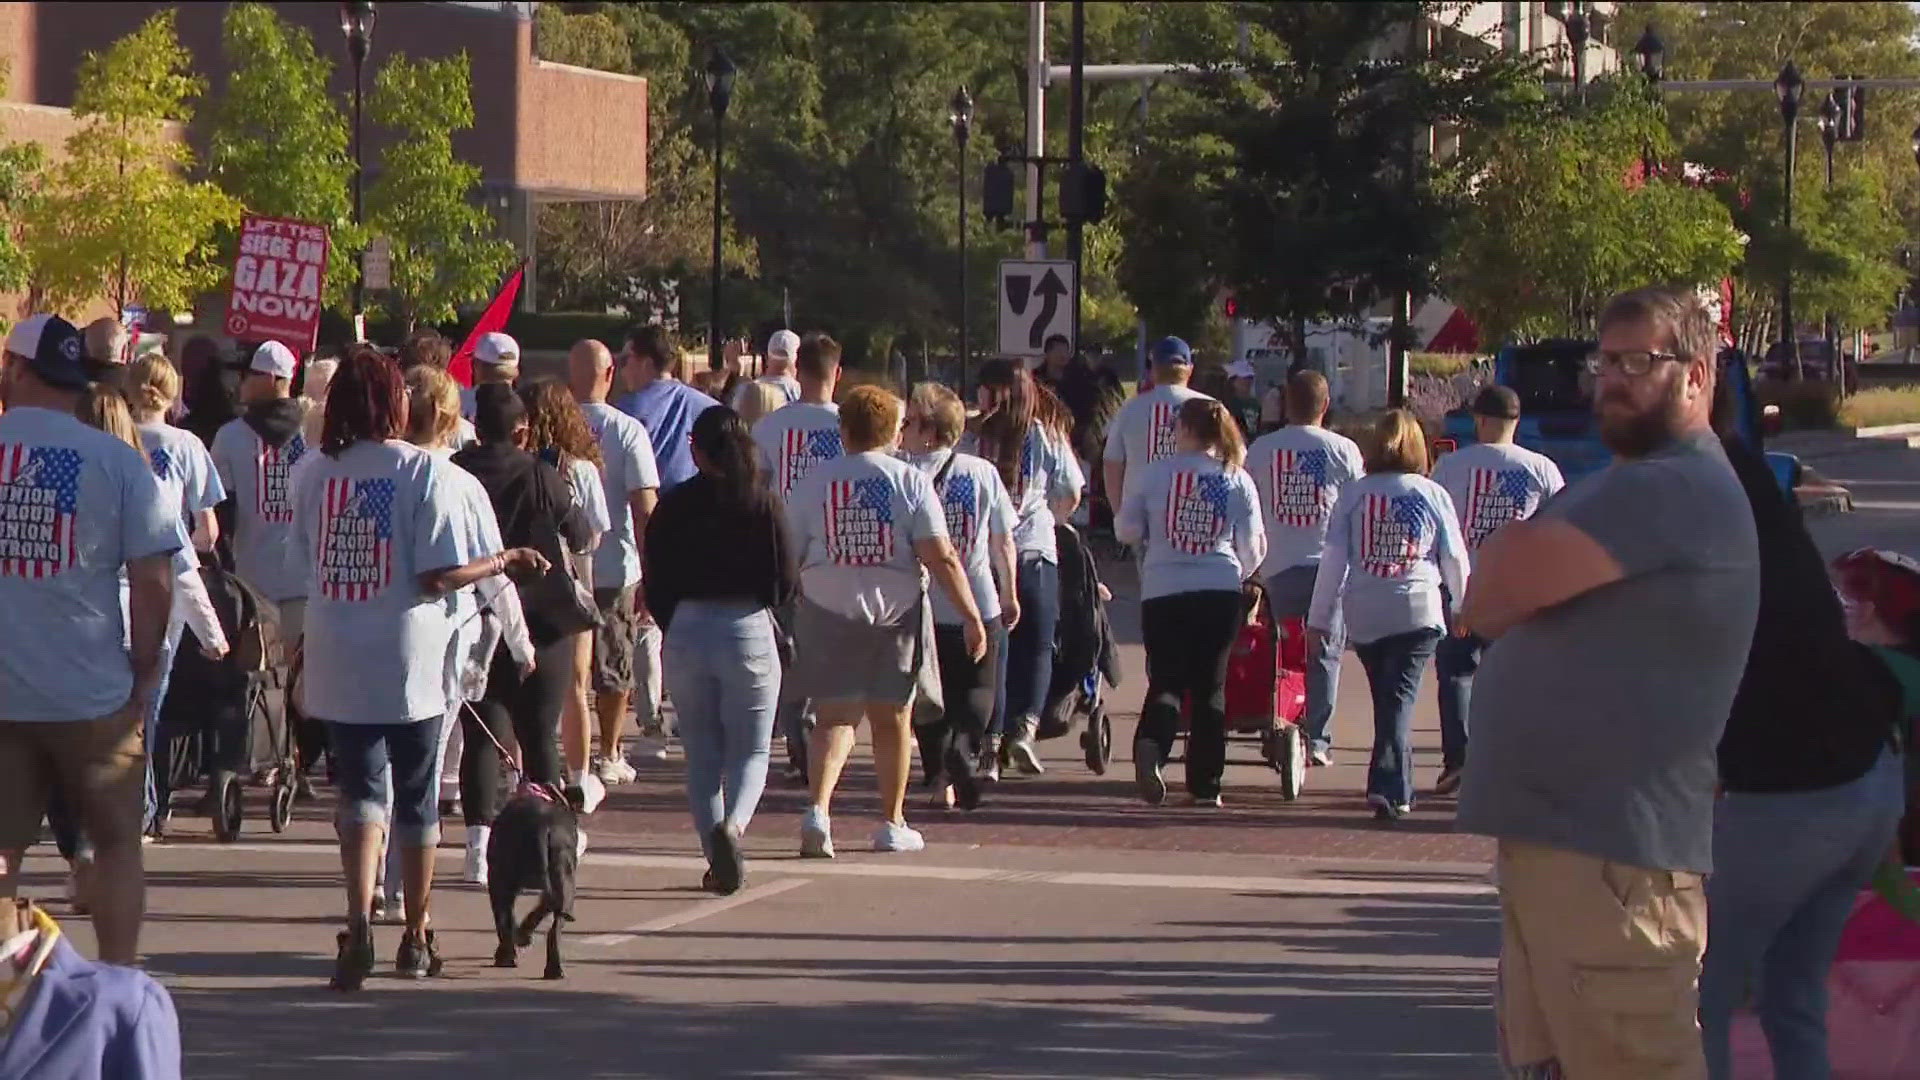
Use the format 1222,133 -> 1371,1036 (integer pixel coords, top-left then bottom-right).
766,329 -> 800,361
250,341 -> 298,380
1225,360 -> 1257,380
475,332 -> 520,367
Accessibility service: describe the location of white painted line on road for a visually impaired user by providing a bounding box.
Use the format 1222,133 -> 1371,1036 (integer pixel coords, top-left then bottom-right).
581,878 -> 811,948
166,842 -> 1493,898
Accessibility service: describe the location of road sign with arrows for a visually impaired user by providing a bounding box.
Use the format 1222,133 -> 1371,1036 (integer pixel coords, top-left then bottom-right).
998,259 -> 1076,358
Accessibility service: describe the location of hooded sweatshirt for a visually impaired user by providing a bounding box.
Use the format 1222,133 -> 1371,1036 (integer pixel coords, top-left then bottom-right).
210,398 -> 312,602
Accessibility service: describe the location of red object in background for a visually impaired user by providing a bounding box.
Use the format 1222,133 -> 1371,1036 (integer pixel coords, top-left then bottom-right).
1223,604 -> 1307,732
448,262 -> 526,387
223,214 -> 331,353
1425,306 -> 1480,353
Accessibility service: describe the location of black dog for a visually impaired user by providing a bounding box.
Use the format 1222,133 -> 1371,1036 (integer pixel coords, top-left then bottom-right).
487,782 -> 582,980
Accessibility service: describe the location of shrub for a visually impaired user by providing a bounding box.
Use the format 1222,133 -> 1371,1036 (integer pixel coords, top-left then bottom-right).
1839,386 -> 1920,430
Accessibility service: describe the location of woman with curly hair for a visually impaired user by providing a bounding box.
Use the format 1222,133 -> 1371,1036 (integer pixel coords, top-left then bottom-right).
521,379 -> 611,805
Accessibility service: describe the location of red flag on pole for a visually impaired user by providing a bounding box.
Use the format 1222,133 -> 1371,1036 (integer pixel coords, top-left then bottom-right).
448,261 -> 526,387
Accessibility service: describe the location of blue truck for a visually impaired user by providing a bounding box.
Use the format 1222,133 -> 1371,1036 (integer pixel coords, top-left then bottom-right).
1439,339 -> 1800,496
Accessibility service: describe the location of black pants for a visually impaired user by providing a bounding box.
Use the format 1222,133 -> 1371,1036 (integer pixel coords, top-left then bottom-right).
1134,590 -> 1244,800
920,619 -> 1003,786
461,637 -> 571,827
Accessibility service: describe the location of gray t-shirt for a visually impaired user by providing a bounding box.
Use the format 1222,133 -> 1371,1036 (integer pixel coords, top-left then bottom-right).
578,403 -> 661,591
788,449 -> 946,626
210,418 -> 311,602
1102,383 -> 1212,506
902,448 -> 1013,626
1455,432 -> 1759,873
1246,424 -> 1366,577
1430,441 -> 1564,565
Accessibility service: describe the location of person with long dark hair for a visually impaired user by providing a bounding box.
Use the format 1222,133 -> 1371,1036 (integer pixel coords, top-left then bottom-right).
967,359 -> 1082,778
293,348 -> 546,990
1118,398 -> 1265,808
452,384 -> 595,885
643,407 -> 797,893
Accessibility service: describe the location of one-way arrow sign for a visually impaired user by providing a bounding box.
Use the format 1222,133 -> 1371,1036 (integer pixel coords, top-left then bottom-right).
998,259 -> 1075,359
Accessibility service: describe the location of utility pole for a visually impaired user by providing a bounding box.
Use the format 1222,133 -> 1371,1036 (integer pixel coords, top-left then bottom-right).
1025,1 -> 1047,260
1067,0 -> 1085,353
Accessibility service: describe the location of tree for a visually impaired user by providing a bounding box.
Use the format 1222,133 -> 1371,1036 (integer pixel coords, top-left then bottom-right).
1615,1 -> 1920,349
365,53 -> 515,330
22,10 -> 239,315
206,2 -> 360,311
1441,78 -> 1744,345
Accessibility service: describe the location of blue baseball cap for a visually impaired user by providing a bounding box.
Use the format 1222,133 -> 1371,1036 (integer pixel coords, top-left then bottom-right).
5,314 -> 88,390
1149,336 -> 1192,365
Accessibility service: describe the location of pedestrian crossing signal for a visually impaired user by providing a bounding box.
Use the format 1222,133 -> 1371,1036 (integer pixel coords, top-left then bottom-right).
983,162 -> 1015,223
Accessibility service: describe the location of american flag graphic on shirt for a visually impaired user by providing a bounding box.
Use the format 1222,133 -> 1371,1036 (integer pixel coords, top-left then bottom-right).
1270,448 -> 1336,528
256,434 -> 306,524
941,473 -> 979,558
1464,468 -> 1537,550
0,445 -> 80,579
1148,402 -> 1179,461
782,427 -> 843,497
1358,493 -> 1433,578
1166,470 -> 1233,555
147,445 -> 174,483
826,475 -> 894,566
317,476 -> 394,602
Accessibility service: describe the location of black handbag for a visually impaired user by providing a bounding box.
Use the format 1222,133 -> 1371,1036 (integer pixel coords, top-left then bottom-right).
519,458 -> 601,644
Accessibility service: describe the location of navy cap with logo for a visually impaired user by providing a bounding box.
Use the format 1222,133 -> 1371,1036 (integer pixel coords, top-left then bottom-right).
4,314 -> 88,390
1149,336 -> 1193,365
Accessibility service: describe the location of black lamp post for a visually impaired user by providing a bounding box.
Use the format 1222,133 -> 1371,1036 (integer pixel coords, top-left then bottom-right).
340,1 -> 375,333
950,86 -> 973,386
1633,23 -> 1664,179
705,48 -> 736,372
1818,89 -> 1842,362
1776,61 -> 1804,379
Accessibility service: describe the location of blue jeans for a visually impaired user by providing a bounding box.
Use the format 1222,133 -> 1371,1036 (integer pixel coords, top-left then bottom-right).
1699,748 -> 1905,1080
1352,628 -> 1442,808
1265,565 -> 1342,757
663,600 -> 781,857
327,719 -> 442,848
1001,555 -> 1060,735
142,638 -> 177,832
1433,631 -> 1482,772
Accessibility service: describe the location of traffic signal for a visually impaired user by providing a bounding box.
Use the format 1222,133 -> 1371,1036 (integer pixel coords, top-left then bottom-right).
1223,295 -> 1238,319
982,161 -> 1015,222
1843,77 -> 1866,141
1059,162 -> 1107,224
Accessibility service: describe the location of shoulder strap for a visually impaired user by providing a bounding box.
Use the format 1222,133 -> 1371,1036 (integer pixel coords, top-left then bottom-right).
931,450 -> 959,495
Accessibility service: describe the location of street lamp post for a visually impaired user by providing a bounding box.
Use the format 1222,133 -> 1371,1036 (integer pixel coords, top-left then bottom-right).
1775,61 -> 1804,379
340,2 -> 376,337
1633,24 -> 1664,178
1819,90 -> 1841,361
706,48 -> 736,372
950,86 -> 973,387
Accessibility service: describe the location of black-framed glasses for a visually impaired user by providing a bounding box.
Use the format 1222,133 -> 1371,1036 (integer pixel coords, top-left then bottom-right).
1584,349 -> 1681,376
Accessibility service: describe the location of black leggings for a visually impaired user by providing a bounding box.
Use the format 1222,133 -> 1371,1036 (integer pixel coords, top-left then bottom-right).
919,620 -> 1003,786
461,638 -> 571,827
1134,589 -> 1245,800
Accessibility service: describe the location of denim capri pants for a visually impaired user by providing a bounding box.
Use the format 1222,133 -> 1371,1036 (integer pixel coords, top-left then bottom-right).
327,719 -> 442,848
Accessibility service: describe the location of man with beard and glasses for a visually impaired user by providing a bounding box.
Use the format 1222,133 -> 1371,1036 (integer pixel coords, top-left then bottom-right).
1455,287 -> 1759,1080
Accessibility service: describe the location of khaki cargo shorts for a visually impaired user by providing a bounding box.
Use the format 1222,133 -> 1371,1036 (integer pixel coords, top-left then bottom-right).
592,585 -> 642,695
1495,838 -> 1708,1080
0,709 -> 146,854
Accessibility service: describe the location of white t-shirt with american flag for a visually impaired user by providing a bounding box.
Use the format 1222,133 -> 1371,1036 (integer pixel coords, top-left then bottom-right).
788,449 -> 946,626
902,448 -> 1013,626
0,406 -> 182,722
1102,382 -> 1213,506
1247,423 -> 1366,578
1115,450 -> 1263,602
1307,472 -> 1468,647
291,440 -> 469,725
753,401 -> 843,502
211,416 -> 311,602
1430,440 -> 1564,565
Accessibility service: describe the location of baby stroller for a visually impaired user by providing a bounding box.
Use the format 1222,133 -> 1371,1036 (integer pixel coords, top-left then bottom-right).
1172,584 -> 1311,799
1037,523 -> 1122,773
154,564 -> 298,841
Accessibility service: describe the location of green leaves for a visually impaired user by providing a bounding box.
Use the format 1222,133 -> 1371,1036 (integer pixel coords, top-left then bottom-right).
207,3 -> 359,311
23,9 -> 239,315
365,53 -> 515,329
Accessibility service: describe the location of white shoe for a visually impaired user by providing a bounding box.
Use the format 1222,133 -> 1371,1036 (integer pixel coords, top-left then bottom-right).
800,806 -> 835,859
592,755 -> 628,786
613,756 -> 638,782
575,828 -> 589,860
873,820 -> 926,853
465,826 -> 491,885
577,772 -> 606,814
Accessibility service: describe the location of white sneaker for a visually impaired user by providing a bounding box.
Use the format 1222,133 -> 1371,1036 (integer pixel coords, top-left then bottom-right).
592,755 -> 628,786
800,806 -> 835,859
465,826 -> 491,885
873,820 -> 926,853
613,756 -> 638,782
577,772 -> 606,814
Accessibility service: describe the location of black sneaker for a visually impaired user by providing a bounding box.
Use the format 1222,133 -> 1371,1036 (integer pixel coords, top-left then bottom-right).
1134,738 -> 1166,806
945,745 -> 982,811
708,822 -> 744,896
395,929 -> 444,979
1433,766 -> 1464,797
330,922 -> 375,992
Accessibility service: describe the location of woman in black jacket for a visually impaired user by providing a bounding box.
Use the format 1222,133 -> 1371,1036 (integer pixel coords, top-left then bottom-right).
644,407 -> 798,895
450,383 -> 595,885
